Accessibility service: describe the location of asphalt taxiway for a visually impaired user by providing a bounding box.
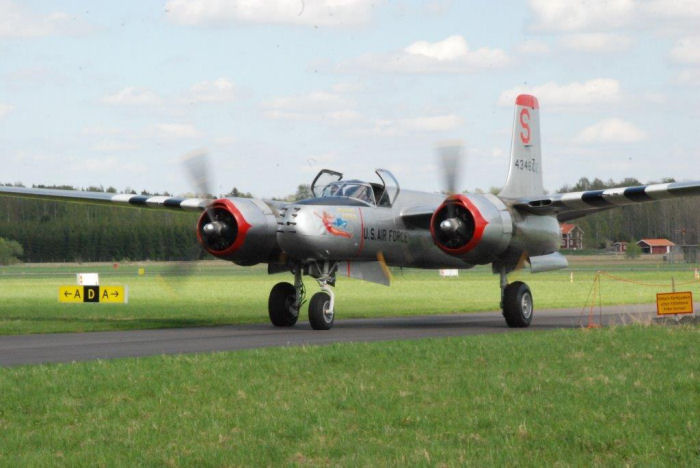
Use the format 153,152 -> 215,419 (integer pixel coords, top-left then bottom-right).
0,304 -> 684,366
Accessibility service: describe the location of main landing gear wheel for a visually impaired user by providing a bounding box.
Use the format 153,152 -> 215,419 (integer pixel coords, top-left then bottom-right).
502,281 -> 533,328
308,291 -> 334,330
268,282 -> 299,327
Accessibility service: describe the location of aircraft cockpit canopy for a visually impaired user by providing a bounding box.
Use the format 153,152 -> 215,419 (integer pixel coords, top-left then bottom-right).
321,181 -> 376,203
309,169 -> 400,207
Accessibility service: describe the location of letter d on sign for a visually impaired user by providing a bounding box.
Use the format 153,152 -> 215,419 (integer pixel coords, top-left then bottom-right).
85,286 -> 99,303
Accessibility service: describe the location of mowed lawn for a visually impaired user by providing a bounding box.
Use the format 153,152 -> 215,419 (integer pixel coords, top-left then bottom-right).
0,325 -> 697,466
0,257 -> 699,334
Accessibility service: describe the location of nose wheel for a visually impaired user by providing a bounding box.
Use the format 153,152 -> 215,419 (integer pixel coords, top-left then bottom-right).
308,283 -> 335,330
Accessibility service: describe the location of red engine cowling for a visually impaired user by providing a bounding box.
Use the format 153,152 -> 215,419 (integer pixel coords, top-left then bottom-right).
430,193 -> 513,263
196,198 -> 278,266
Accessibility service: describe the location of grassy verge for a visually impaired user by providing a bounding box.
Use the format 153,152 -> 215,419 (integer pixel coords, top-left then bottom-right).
1,260 -> 699,335
0,325 -> 697,465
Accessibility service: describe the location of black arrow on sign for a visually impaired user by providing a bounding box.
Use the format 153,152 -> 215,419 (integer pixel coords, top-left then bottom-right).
64,290 -> 72,297
111,291 -> 119,297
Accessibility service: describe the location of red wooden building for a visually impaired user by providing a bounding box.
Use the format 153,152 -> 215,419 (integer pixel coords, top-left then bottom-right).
636,238 -> 675,254
560,223 -> 583,249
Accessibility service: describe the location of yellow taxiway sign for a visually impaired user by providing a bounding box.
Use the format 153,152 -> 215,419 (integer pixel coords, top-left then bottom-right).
59,286 -> 128,304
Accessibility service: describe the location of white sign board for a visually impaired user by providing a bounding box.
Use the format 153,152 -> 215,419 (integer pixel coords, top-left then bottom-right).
77,273 -> 100,286
439,269 -> 459,277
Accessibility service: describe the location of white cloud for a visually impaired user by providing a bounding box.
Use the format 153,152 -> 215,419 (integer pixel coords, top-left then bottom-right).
405,35 -> 469,61
516,39 -> 550,55
68,157 -> 148,175
676,68 -> 700,86
156,123 -> 202,139
368,114 -> 462,136
670,36 -> 700,64
0,103 -> 14,118
0,0 -> 91,37
81,126 -> 123,136
331,81 -> 364,93
165,0 -> 377,27
573,118 -> 646,144
341,35 -> 510,73
498,79 -> 621,109
643,0 -> 700,20
263,89 -> 359,122
560,33 -> 633,52
529,0 -> 634,32
90,141 -> 139,153
186,78 -> 235,103
102,87 -> 162,106
401,114 -> 462,132
266,91 -> 351,112
326,110 -> 362,122
529,0 -> 700,35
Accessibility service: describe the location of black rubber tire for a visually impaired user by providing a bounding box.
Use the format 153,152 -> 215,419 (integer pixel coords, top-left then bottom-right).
308,292 -> 334,330
502,281 -> 533,328
268,282 -> 299,327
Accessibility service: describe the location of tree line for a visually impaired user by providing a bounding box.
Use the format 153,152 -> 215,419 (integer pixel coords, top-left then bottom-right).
0,179 -> 697,263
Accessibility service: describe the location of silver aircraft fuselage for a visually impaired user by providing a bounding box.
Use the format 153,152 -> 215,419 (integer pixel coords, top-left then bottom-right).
275,189 -> 561,269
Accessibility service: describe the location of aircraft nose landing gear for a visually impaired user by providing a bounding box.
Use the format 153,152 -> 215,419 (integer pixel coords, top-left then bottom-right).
268,261 -> 338,330
308,281 -> 335,330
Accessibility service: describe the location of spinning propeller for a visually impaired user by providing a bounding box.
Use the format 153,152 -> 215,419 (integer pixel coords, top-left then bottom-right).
182,150 -> 238,253
432,142 -> 476,250
159,150 -> 236,280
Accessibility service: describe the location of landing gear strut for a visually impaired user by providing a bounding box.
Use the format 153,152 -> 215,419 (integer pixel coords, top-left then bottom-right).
307,261 -> 337,330
498,266 -> 533,328
267,261 -> 338,330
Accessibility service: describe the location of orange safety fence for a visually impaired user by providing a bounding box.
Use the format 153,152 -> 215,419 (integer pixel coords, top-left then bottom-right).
597,271 -> 699,288
578,270 -> 699,328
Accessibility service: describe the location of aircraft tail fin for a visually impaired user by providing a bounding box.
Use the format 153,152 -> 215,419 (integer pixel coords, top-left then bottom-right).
498,94 -> 545,199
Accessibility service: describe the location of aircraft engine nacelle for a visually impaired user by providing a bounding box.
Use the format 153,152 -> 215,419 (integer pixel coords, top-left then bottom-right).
196,198 -> 278,266
430,193 -> 513,263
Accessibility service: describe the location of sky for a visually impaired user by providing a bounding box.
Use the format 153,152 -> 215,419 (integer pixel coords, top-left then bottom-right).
1,0 -> 699,198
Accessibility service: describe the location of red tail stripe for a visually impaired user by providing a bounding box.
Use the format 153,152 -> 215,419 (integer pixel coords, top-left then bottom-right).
516,94 -> 539,109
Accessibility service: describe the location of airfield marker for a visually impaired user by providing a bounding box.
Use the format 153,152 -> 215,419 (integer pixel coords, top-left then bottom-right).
58,285 -> 128,304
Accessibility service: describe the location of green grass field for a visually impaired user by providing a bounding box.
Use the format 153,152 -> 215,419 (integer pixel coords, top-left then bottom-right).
1,325 -> 697,466
1,256 -> 699,335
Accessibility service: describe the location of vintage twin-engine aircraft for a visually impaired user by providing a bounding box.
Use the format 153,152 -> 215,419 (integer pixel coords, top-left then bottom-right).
2,94 -> 699,330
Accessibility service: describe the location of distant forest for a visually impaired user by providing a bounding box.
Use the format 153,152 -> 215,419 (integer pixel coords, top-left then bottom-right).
0,178 -> 697,262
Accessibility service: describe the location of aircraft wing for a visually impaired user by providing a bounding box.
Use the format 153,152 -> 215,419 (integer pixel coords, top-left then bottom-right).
0,186 -> 209,211
512,180 -> 700,222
